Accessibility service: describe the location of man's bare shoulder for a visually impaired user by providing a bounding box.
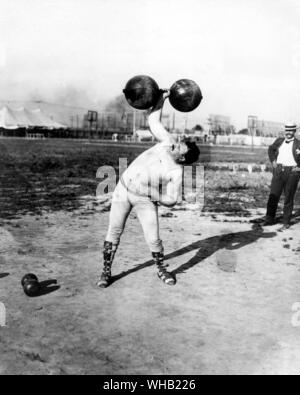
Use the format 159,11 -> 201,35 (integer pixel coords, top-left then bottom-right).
140,141 -> 171,156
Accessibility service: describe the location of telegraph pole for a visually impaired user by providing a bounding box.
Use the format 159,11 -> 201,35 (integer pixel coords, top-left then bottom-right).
172,113 -> 176,132
133,110 -> 136,135
184,115 -> 188,132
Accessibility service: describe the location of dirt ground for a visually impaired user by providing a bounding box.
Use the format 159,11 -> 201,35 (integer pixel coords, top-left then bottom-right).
1,199 -> 300,375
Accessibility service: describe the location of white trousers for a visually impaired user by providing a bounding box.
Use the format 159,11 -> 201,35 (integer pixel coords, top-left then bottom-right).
106,181 -> 163,253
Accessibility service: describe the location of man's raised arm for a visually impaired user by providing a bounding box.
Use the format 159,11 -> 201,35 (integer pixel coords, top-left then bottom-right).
148,91 -> 173,143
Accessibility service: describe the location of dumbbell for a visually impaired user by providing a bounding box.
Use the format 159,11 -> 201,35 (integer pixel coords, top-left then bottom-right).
123,75 -> 203,112
21,273 -> 41,297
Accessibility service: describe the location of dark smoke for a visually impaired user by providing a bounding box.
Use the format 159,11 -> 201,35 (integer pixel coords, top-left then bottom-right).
52,85 -> 97,108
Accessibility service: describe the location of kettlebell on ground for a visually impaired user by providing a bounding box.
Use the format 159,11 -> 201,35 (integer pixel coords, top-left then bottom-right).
21,273 -> 41,297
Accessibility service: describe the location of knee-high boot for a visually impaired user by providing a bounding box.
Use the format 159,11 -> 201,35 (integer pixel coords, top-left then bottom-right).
97,241 -> 117,288
152,251 -> 176,286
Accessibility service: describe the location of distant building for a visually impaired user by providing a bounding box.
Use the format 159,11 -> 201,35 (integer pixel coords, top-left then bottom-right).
248,115 -> 284,137
257,120 -> 285,137
208,114 -> 232,135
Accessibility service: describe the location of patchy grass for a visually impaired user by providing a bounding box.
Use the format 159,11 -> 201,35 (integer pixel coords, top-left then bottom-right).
0,139 -> 145,218
0,138 -> 296,219
203,170 -> 273,214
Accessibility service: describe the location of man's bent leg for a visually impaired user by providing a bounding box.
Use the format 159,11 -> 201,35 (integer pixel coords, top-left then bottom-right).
97,241 -> 118,288
282,172 -> 300,225
266,169 -> 285,223
97,187 -> 132,288
134,200 -> 176,285
152,251 -> 176,285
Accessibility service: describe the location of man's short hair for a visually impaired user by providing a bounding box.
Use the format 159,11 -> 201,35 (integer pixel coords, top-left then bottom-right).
183,141 -> 200,165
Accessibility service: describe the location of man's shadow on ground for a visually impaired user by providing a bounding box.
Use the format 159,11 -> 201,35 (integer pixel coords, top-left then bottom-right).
111,227 -> 277,284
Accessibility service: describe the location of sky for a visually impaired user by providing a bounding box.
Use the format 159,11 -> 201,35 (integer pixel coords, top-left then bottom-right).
1,0 -> 300,130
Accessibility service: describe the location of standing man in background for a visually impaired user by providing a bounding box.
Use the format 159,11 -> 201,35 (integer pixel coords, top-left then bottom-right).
264,123 -> 300,230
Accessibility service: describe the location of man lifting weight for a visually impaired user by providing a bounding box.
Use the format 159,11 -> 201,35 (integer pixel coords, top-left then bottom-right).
97,91 -> 200,288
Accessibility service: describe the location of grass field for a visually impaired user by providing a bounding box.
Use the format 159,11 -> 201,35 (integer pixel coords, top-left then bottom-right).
0,137 -> 294,219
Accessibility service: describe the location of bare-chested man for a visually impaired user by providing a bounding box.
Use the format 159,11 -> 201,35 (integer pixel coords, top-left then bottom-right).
97,91 -> 200,288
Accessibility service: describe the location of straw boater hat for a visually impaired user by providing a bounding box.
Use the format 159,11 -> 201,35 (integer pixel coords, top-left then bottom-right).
285,122 -> 297,132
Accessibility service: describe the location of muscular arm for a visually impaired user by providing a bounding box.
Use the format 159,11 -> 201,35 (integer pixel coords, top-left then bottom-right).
148,91 -> 174,143
153,169 -> 183,207
160,179 -> 182,207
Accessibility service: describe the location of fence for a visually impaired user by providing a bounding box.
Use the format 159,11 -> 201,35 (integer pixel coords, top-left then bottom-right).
216,135 -> 275,147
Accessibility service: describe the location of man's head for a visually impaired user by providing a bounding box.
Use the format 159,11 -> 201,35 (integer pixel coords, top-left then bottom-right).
285,123 -> 297,140
170,140 -> 200,165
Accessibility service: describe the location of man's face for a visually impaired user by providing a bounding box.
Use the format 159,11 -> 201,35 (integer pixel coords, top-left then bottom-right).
171,142 -> 188,163
285,130 -> 296,140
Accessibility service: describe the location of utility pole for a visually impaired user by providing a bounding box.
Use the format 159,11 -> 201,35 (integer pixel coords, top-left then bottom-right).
248,115 -> 257,152
183,115 -> 188,140
184,115 -> 188,132
172,113 -> 176,132
133,110 -> 136,135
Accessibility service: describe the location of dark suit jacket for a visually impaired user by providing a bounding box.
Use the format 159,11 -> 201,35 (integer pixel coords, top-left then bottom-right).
268,138 -> 300,167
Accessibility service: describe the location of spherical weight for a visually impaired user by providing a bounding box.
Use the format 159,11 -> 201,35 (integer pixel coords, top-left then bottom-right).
123,75 -> 160,110
21,273 -> 38,287
169,79 -> 202,112
23,280 -> 41,297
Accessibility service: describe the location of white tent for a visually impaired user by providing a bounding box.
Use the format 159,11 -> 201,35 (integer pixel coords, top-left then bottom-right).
0,106 -> 19,129
0,106 -> 67,129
